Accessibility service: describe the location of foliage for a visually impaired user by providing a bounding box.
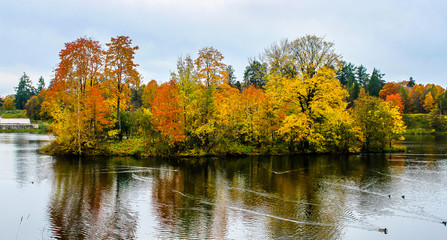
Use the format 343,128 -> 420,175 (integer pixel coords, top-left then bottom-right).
227,65 -> 240,89
40,34 -> 415,156
4,98 -> 15,110
105,36 -> 140,140
142,80 -> 159,109
243,59 -> 268,89
195,47 -> 228,87
264,35 -> 341,78
25,90 -> 49,120
46,37 -> 113,155
353,94 -> 406,151
151,80 -> 185,145
15,72 -> 36,109
37,77 -> 45,93
423,92 -> 435,112
385,93 -> 404,114
366,68 -> 385,97
428,108 -> 445,131
1,109 -> 26,118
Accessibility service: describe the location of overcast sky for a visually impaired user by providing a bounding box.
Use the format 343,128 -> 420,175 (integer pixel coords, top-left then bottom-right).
1,0 -> 446,96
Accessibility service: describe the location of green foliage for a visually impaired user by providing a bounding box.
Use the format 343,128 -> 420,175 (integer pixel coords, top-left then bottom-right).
337,61 -> 356,86
428,108 -> 445,131
243,59 -> 268,89
356,65 -> 370,88
227,65 -> 241,89
37,77 -> 45,93
353,94 -> 405,152
402,114 -> 430,130
367,68 -> 385,97
15,73 -> 37,110
1,110 -> 27,118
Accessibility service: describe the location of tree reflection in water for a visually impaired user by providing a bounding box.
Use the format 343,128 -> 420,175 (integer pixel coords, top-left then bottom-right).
43,136 -> 447,239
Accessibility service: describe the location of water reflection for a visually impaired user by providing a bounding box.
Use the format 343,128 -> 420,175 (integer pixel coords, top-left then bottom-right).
2,134 -> 447,239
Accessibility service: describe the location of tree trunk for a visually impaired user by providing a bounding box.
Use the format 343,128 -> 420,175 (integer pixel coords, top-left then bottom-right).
117,96 -> 122,140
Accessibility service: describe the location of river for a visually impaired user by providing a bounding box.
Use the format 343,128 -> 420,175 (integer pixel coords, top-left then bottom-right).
1,133 -> 447,239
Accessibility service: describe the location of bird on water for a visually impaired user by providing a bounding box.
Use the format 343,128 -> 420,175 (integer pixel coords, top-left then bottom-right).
379,228 -> 388,234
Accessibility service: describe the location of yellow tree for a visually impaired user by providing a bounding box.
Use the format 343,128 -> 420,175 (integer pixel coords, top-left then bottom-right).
171,54 -> 202,145
105,36 -> 140,140
195,47 -> 228,87
213,84 -> 241,151
268,67 -> 357,152
353,95 -> 405,151
239,84 -> 267,145
424,92 -> 435,112
4,98 -> 15,110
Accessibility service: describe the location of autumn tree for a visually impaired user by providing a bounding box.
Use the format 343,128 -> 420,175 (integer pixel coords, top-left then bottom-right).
171,54 -> 202,146
379,82 -> 399,100
385,93 -> 404,114
4,97 -> 15,110
267,66 -> 360,153
25,95 -> 42,120
353,95 -> 405,151
239,84 -> 269,146
142,80 -> 159,109
195,47 -> 228,87
47,37 -> 107,154
105,36 -> 140,140
398,85 -> 410,113
264,35 -> 341,78
424,92 -> 435,112
409,84 -> 425,113
151,80 -> 185,147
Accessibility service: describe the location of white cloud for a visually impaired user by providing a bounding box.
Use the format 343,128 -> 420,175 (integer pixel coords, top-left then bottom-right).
1,0 -> 447,95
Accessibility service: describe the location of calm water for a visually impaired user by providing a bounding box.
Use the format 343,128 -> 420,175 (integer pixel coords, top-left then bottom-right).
1,134 -> 447,239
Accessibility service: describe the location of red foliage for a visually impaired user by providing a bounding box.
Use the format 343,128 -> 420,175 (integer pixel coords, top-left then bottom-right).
151,80 -> 185,143
386,93 -> 404,114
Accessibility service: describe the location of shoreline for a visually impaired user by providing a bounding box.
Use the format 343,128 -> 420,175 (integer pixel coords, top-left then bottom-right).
41,138 -> 407,158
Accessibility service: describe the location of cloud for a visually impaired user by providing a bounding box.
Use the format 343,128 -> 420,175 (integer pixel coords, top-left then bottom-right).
1,0 -> 447,96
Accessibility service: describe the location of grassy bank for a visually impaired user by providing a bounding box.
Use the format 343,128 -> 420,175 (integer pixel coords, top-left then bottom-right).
402,113 -> 447,135
0,110 -> 27,118
0,128 -> 46,133
41,137 -> 405,157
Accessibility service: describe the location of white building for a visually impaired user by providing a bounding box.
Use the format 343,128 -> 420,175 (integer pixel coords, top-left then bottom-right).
0,118 -> 31,124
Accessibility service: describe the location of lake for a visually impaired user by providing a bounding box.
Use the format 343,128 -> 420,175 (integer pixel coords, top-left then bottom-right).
1,133 -> 447,239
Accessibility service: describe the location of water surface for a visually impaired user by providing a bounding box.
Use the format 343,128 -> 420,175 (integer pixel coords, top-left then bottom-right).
1,133 -> 447,239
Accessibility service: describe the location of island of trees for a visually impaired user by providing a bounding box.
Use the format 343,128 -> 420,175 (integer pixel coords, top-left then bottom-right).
6,34 -> 443,156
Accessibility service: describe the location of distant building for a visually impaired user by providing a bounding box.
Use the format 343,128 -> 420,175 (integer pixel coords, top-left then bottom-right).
0,118 -> 38,129
0,118 -> 31,124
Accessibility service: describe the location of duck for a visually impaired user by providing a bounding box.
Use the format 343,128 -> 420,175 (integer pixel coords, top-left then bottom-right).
378,228 -> 388,234
388,194 -> 391,198
401,195 -> 405,199
442,221 -> 446,226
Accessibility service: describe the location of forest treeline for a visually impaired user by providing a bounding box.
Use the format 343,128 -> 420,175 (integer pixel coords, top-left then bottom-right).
1,35 -> 420,156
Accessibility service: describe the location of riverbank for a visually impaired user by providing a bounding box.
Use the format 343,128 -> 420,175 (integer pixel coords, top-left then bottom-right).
41,137 -> 406,157
403,113 -> 447,135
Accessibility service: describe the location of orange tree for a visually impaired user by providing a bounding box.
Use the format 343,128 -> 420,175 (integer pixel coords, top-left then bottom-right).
46,37 -> 112,154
